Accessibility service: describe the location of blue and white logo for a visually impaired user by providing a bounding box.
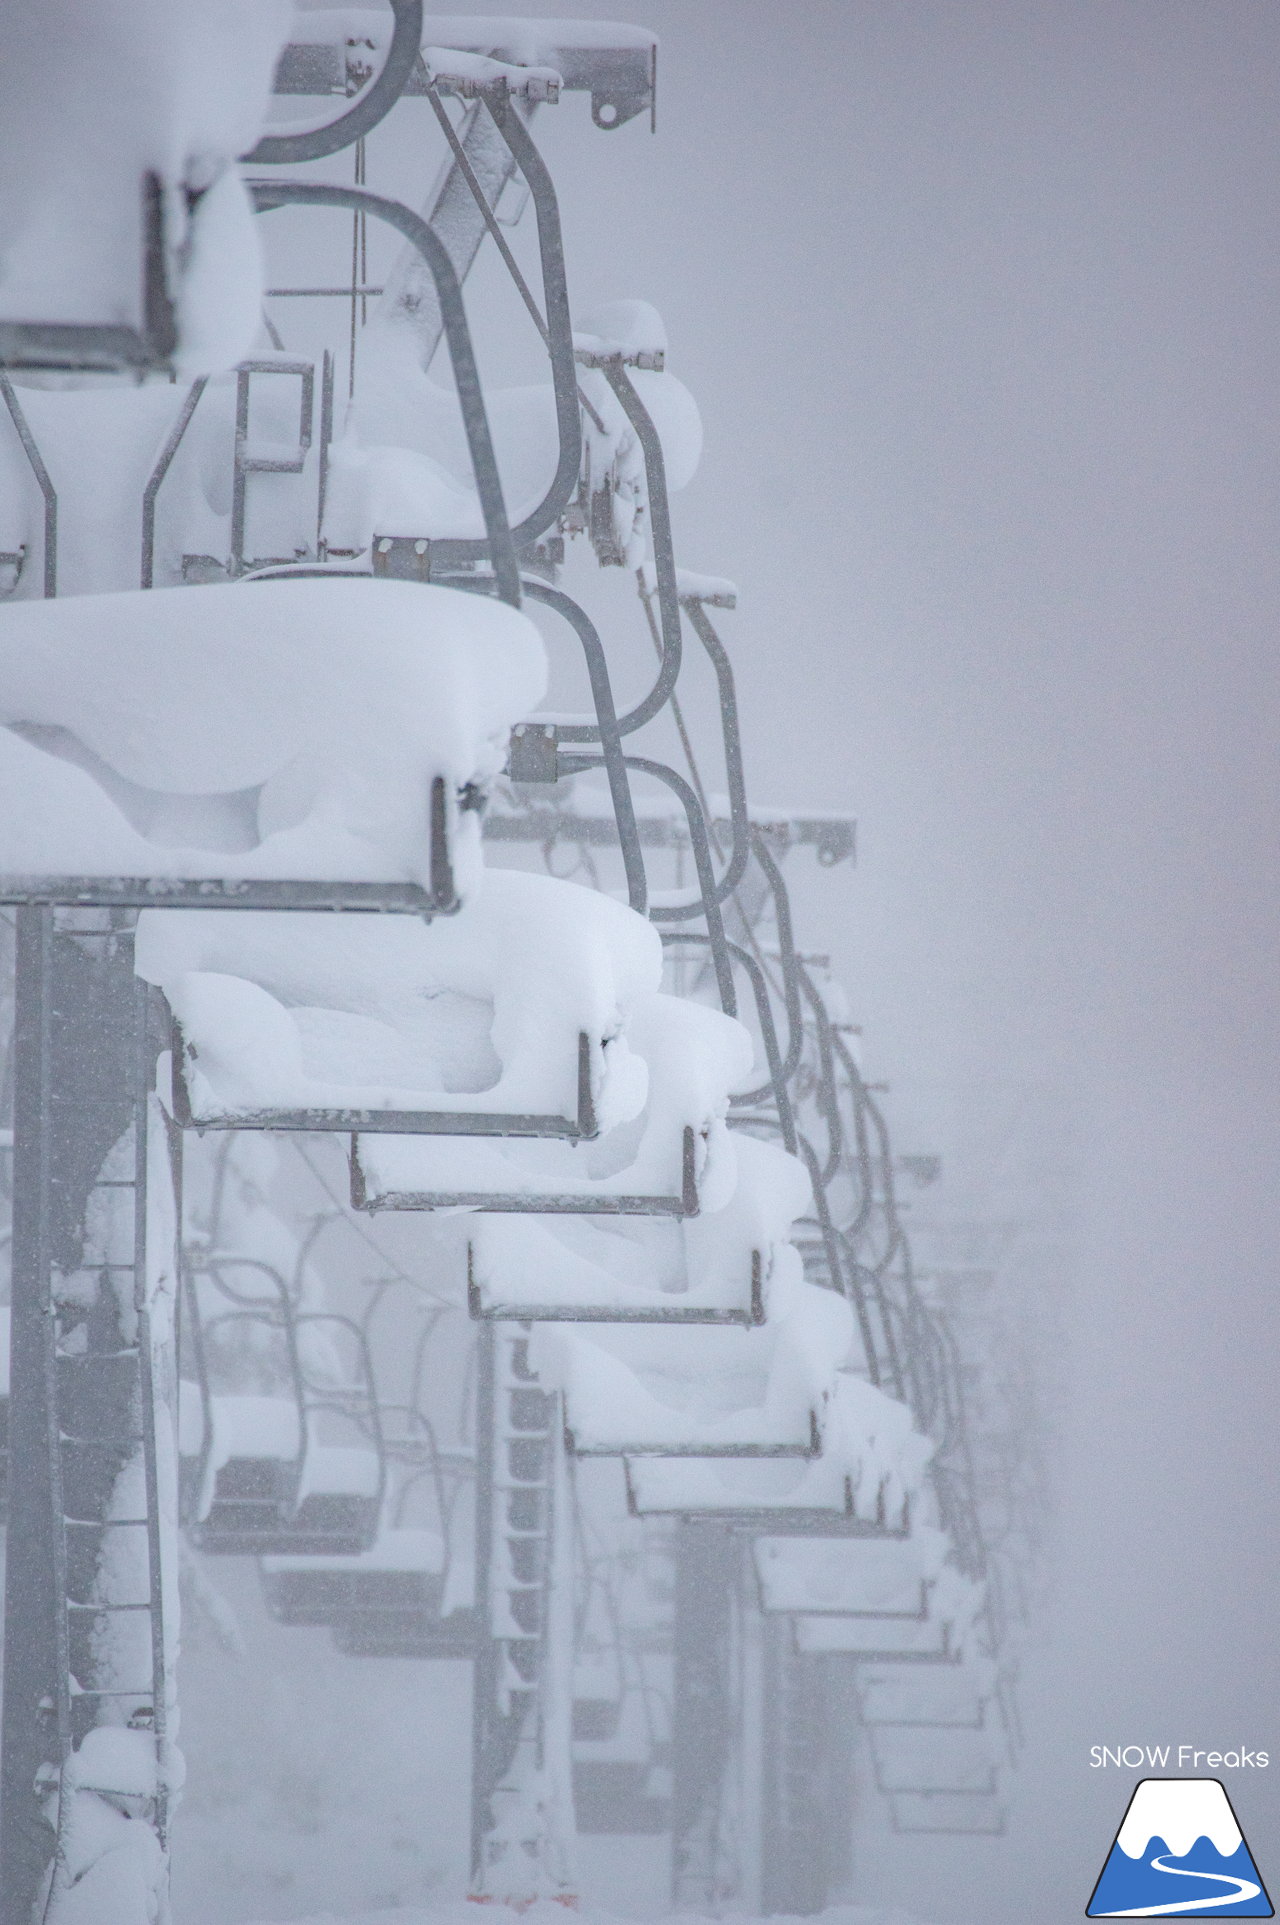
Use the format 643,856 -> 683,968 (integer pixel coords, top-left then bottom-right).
1088,1778 -> 1273,1917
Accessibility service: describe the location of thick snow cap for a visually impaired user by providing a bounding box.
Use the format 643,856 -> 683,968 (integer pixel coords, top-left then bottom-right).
0,578 -> 545,893
0,0 -> 291,369
136,870 -> 662,1124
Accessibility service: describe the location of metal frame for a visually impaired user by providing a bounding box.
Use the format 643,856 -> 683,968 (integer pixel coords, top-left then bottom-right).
467,1241 -> 765,1327
351,1119 -> 700,1217
168,1015 -> 598,1142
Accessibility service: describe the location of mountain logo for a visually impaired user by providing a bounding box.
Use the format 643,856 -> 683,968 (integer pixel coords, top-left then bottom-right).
1087,1778 -> 1273,1917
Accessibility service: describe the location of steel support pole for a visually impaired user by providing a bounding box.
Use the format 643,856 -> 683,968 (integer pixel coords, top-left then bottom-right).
1,905 -> 57,1924
0,913 -> 156,1923
671,1520 -> 739,1909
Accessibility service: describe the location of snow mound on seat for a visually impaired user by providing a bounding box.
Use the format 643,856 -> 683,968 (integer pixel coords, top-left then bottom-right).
137,869 -> 661,1125
0,578 -> 544,892
470,1135 -> 811,1317
353,993 -> 753,1209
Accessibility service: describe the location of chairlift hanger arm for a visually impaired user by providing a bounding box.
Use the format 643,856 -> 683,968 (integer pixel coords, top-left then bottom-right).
244,0 -> 425,165
557,361 -> 683,739
680,597 -> 751,901
559,750 -> 736,1018
661,932 -> 797,1157
510,579 -> 647,915
248,179 -> 521,607
443,90 -> 584,556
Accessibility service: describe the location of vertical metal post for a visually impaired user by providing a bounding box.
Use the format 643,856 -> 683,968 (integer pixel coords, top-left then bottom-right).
469,1317 -> 497,1887
0,915 -> 168,1922
671,1520 -> 739,1909
0,906 -> 57,1924
760,1626 -> 857,1915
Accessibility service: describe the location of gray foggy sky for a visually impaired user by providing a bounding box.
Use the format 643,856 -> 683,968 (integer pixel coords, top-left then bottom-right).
501,5 -> 1280,1918
277,5 -> 1280,1918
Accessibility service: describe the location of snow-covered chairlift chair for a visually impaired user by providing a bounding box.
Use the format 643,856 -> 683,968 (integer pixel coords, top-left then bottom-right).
888,1789 -> 1007,1837
753,1525 -> 951,1621
0,0 -> 292,374
857,1655 -> 998,1729
533,1267 -> 852,1460
352,991 -> 753,1216
0,578 -> 544,911
137,868 -> 659,1142
625,1371 -> 933,1534
793,1562 -> 986,1663
180,1266 -> 384,1557
262,1526 -> 478,1658
261,1418 -> 478,1655
572,1687 -> 672,1837
467,1135 -> 809,1326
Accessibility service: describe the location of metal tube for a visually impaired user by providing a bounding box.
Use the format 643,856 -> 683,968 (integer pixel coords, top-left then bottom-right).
249,181 -> 521,606
140,377 -> 207,589
0,374 -> 56,597
244,0 -> 424,165
557,363 -> 683,740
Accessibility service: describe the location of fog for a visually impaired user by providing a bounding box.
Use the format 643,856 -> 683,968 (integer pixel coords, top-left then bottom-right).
520,2 -> 1280,1916
3,5 -> 1278,1922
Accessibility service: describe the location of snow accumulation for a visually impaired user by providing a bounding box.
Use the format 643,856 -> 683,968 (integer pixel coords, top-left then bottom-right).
469,1134 -> 811,1318
753,1526 -> 950,1616
858,1656 -> 998,1725
626,1372 -> 934,1521
795,1564 -> 986,1659
353,992 -> 754,1209
137,869 -> 661,1125
532,1269 -> 852,1453
0,579 -> 544,890
0,0 -> 290,367
262,1525 -> 446,1581
340,302 -> 700,559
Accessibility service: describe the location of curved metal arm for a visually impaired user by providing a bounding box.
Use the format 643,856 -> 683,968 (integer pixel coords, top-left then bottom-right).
731,831 -> 805,1102
793,1132 -> 881,1386
519,582 -> 647,914
662,932 -> 797,1155
561,750 -> 736,1017
249,180 -> 521,606
680,597 -> 751,899
558,362 -> 683,738
796,959 -> 844,1185
470,94 -> 581,553
243,0 -> 425,164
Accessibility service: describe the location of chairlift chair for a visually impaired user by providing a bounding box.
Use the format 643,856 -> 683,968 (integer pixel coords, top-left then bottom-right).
139,868 -> 661,1150
466,1134 -> 809,1326
0,579 -> 543,914
889,1790 -> 1007,1838
792,1563 -> 987,1663
539,1273 -> 851,1461
351,989 -> 752,1216
180,1265 -> 384,1557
